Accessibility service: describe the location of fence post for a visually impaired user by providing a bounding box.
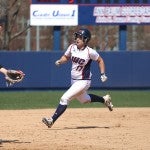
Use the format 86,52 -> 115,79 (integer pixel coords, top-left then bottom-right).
119,25 -> 127,51
53,26 -> 61,50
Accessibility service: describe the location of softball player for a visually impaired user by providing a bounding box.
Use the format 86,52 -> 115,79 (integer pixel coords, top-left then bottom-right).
42,28 -> 113,128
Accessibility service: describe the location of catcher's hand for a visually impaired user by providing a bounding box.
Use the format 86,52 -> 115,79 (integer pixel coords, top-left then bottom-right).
5,70 -> 25,87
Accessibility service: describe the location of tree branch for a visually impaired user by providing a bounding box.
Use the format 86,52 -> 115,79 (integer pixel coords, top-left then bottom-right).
8,0 -> 18,10
9,1 -> 21,32
10,25 -> 31,41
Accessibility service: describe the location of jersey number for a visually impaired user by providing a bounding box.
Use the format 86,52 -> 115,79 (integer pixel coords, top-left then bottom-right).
76,65 -> 83,71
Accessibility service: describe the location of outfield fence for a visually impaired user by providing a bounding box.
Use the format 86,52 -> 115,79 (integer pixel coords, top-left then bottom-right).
0,51 -> 150,89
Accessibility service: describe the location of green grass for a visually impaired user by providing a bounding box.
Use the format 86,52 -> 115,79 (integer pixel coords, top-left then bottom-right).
0,90 -> 150,110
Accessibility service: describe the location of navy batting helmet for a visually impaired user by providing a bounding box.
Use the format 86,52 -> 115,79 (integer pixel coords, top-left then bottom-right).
74,28 -> 91,44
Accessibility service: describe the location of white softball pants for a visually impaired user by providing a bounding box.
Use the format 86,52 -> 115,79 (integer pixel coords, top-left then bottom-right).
59,79 -> 91,105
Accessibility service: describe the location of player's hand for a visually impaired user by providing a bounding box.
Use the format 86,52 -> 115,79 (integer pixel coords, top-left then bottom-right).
55,60 -> 61,66
101,73 -> 107,82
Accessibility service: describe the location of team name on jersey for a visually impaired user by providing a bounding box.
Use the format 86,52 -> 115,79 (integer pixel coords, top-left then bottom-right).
71,56 -> 85,65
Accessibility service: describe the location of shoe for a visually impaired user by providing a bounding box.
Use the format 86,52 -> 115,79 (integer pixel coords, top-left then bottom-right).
103,94 -> 113,111
42,117 -> 53,128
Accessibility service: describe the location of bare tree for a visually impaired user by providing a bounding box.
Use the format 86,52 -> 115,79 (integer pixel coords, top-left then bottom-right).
0,0 -> 30,50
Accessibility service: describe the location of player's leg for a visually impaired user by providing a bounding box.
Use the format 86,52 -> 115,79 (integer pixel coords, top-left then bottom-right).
77,93 -> 105,103
42,80 -> 90,128
76,93 -> 113,111
52,80 -> 91,122
89,94 -> 113,111
74,80 -> 105,104
76,87 -> 113,111
42,103 -> 67,128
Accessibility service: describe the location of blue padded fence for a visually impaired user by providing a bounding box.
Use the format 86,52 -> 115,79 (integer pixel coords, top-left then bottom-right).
0,51 -> 150,89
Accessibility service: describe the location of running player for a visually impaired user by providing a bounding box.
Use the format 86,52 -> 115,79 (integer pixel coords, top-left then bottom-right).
42,28 -> 113,128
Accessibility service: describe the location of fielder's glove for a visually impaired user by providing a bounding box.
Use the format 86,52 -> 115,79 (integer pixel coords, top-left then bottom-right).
5,70 -> 25,87
55,60 -> 61,66
101,73 -> 108,82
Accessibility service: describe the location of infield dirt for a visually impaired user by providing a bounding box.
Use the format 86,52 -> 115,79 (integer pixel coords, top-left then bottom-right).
0,108 -> 150,150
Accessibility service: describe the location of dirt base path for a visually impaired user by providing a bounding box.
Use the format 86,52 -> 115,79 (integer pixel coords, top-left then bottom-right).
0,108 -> 150,150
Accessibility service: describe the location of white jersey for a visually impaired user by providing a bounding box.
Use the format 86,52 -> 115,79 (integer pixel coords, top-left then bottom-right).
64,44 -> 99,80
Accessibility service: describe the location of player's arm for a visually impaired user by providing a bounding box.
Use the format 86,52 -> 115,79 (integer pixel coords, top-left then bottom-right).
97,56 -> 108,82
55,55 -> 70,66
97,56 -> 105,74
0,65 -> 7,75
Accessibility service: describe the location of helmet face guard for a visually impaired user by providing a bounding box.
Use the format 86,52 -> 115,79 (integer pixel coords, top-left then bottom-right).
74,29 -> 91,44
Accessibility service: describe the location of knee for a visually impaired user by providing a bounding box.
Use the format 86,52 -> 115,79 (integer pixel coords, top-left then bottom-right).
59,96 -> 69,105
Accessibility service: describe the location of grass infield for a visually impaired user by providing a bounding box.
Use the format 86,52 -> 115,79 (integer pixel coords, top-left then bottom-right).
0,90 -> 150,110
